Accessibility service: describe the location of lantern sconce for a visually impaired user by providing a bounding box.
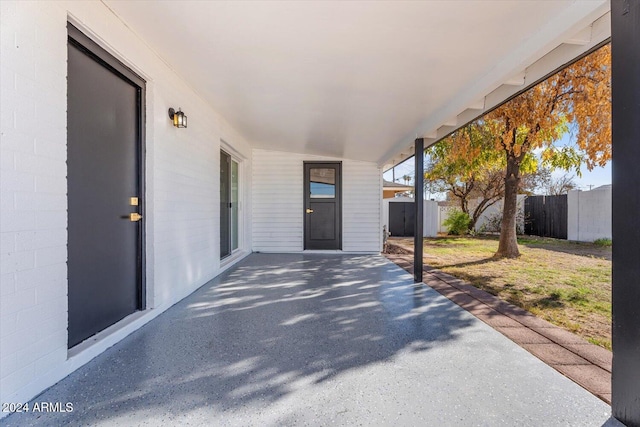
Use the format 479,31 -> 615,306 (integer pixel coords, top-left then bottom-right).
168,107 -> 187,128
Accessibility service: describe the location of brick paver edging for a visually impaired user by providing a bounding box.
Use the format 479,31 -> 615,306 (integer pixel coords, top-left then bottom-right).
383,248 -> 612,404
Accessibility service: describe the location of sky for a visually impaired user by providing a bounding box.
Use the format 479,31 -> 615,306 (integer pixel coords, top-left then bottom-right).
547,131 -> 612,191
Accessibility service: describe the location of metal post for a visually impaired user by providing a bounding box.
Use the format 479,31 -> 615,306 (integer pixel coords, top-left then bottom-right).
414,138 -> 424,282
611,1 -> 640,425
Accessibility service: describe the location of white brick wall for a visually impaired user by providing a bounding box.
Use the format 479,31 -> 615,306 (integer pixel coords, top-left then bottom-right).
252,149 -> 381,253
1,0 -> 253,409
1,0 -> 69,408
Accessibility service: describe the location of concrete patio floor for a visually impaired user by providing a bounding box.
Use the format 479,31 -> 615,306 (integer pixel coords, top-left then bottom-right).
5,254 -> 612,426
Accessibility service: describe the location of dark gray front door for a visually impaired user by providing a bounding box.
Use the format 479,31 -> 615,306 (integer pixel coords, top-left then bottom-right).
67,25 -> 145,348
304,162 -> 342,250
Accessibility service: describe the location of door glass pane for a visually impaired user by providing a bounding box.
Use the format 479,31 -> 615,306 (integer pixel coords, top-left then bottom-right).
231,160 -> 239,251
220,151 -> 231,258
310,168 -> 335,198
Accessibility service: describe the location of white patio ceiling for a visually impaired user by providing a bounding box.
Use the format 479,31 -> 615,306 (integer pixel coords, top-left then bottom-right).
104,1 -> 610,168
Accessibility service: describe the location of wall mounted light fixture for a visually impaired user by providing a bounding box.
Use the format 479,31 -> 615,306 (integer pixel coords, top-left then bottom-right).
168,107 -> 187,128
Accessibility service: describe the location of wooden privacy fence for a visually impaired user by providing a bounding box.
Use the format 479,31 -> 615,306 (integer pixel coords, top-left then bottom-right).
389,202 -> 415,237
524,195 -> 568,239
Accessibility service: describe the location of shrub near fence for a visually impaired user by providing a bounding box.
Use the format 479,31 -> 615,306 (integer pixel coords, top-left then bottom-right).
443,210 -> 471,235
438,195 -> 526,234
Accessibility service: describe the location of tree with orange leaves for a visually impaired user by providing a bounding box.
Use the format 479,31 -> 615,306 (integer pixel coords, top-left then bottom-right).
486,44 -> 611,257
425,122 -> 549,231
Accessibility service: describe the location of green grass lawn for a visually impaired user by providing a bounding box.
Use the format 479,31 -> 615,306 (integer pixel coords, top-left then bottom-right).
393,235 -> 612,350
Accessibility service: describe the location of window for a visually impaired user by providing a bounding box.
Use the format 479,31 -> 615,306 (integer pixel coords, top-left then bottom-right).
220,150 -> 240,258
309,168 -> 336,198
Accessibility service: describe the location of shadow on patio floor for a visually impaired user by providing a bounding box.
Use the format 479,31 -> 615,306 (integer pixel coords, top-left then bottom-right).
6,254 -> 480,426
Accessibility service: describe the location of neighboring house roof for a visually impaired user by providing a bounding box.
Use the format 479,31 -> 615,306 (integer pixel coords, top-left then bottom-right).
383,180 -> 413,191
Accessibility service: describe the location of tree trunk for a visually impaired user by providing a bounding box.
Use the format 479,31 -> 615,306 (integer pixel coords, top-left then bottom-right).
496,154 -> 521,258
469,217 -> 477,231
458,196 -> 474,232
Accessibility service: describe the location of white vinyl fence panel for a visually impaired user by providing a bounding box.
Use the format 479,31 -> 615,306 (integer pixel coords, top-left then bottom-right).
567,186 -> 612,242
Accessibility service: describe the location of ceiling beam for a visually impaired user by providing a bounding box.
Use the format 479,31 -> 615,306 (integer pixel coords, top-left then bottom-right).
504,71 -> 526,86
467,99 -> 485,110
565,25 -> 593,45
442,117 -> 458,127
437,125 -> 458,139
378,2 -> 610,169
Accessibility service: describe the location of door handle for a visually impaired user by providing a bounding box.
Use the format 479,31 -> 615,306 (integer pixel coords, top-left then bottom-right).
129,213 -> 143,222
306,209 -> 314,214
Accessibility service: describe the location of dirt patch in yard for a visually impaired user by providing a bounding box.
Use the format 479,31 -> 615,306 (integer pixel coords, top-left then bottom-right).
390,235 -> 612,350
383,243 -> 413,255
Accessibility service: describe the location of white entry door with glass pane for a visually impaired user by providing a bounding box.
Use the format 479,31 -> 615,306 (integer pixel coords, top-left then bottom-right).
220,150 -> 239,258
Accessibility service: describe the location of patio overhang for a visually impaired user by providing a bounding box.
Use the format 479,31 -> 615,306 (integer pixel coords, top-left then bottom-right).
97,4 -> 638,424
105,0 -> 610,168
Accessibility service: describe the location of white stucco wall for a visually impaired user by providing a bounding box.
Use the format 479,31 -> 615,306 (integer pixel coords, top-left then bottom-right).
1,0 -> 252,408
475,195 -> 527,233
567,186 -> 612,242
252,149 -> 382,252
